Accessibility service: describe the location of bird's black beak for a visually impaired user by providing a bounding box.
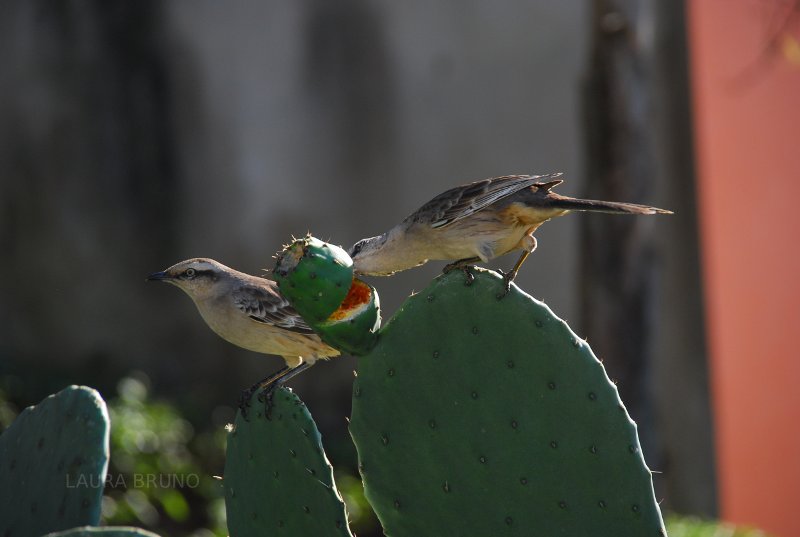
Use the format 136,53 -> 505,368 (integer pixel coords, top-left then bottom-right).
146,271 -> 171,282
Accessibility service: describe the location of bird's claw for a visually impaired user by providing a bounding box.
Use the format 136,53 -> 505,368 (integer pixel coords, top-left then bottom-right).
256,384 -> 278,420
496,269 -> 516,299
238,382 -> 278,420
462,266 -> 475,286
442,262 -> 476,286
238,389 -> 254,420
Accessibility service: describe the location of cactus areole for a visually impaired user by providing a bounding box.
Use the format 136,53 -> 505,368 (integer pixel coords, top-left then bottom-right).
274,235 -> 380,354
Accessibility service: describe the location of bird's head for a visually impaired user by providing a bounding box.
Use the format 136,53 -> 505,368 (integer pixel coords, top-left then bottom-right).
348,237 -> 376,259
147,258 -> 226,300
348,236 -> 383,270
348,234 -> 409,276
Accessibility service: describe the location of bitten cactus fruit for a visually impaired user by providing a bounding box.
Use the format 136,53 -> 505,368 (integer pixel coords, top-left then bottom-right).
225,388 -> 353,537
274,236 -> 353,323
274,235 -> 380,355
349,268 -> 666,537
0,386 -> 110,537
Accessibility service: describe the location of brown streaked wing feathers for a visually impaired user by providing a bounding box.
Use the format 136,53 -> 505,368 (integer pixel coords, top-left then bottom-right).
410,173 -> 563,229
232,284 -> 314,334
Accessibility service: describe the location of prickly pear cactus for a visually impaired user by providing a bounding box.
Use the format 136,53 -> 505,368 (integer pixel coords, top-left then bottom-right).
43,527 -> 163,537
274,235 -> 380,355
350,269 -> 666,537
224,388 -> 353,537
0,386 -> 110,537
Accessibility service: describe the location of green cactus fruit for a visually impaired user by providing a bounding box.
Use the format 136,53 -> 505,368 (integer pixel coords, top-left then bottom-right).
274,235 -> 353,323
225,387 -> 353,537
274,235 -> 381,354
0,386 -> 110,537
315,278 -> 381,356
350,269 -> 666,537
43,527 -> 162,537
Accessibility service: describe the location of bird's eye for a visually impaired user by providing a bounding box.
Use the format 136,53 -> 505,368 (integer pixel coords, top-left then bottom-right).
351,241 -> 364,256
184,268 -> 197,279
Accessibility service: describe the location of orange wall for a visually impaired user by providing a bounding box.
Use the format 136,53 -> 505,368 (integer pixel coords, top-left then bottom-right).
687,2 -> 800,536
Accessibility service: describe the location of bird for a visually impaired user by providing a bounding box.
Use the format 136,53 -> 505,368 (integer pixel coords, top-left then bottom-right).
147,258 -> 339,415
348,173 -> 672,294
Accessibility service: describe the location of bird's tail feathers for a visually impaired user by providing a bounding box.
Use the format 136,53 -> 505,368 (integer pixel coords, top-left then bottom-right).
550,196 -> 673,215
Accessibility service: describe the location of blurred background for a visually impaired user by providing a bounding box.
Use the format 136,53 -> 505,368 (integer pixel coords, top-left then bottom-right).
1,1 -> 797,536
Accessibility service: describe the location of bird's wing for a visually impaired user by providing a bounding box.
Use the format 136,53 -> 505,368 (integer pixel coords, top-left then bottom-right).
411,173 -> 563,229
232,284 -> 315,334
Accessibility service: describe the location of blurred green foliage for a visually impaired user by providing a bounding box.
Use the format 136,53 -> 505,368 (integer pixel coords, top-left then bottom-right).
0,387 -> 17,430
334,470 -> 379,535
102,375 -> 227,537
102,375 -> 377,537
666,515 -> 774,537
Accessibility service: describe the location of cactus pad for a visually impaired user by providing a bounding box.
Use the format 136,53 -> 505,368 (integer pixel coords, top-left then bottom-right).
224,387 -> 353,537
350,269 -> 666,536
0,386 -> 110,537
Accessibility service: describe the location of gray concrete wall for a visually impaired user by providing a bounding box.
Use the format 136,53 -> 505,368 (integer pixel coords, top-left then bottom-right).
0,0 -> 713,517
156,1 -> 591,427
164,1 -> 588,316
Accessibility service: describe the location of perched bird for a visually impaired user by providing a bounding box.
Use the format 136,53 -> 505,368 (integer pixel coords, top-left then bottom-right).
349,173 -> 672,294
147,258 -> 338,413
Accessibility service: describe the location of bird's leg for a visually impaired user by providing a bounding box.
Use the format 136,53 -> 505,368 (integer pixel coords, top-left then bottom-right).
239,366 -> 289,419
255,362 -> 313,419
498,235 -> 538,298
442,256 -> 481,285
238,365 -> 293,419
